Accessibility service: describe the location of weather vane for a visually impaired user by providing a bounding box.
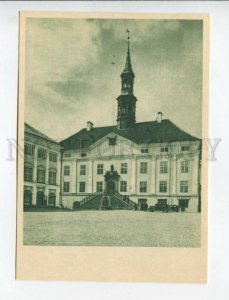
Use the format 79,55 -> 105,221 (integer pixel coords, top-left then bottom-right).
126,29 -> 130,40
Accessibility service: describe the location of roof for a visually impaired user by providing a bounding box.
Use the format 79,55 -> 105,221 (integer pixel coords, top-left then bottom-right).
60,119 -> 200,151
25,123 -> 60,146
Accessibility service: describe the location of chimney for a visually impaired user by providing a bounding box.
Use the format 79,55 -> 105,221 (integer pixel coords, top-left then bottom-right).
156,112 -> 163,123
87,121 -> 93,131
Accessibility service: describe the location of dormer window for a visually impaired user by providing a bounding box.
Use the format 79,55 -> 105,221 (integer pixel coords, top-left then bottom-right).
161,146 -> 169,153
108,136 -> 117,146
181,146 -> 190,151
141,149 -> 148,154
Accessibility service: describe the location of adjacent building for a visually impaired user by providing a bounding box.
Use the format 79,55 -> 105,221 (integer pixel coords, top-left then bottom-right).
24,123 -> 62,208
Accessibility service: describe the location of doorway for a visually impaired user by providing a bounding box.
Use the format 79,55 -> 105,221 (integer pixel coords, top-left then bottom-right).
37,191 -> 46,206
107,180 -> 116,194
178,198 -> 189,212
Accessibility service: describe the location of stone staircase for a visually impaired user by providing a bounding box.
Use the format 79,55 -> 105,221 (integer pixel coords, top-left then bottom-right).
73,191 -> 137,210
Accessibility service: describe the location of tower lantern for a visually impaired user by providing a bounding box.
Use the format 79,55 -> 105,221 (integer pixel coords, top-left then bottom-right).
117,30 -> 137,130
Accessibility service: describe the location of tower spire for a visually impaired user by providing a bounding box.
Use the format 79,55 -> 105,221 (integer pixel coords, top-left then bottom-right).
123,29 -> 134,76
116,30 -> 137,130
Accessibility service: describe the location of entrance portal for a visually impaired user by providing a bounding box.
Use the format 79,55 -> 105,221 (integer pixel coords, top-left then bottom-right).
178,198 -> 189,212
107,180 -> 115,194
104,164 -> 120,194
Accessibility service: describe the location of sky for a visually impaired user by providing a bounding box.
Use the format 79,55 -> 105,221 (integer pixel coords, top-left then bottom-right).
25,17 -> 203,140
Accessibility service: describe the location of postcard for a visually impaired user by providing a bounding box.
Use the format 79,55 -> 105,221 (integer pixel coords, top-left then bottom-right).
17,12 -> 209,283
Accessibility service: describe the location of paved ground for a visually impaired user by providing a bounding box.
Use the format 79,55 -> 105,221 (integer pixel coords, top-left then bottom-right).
24,210 -> 201,247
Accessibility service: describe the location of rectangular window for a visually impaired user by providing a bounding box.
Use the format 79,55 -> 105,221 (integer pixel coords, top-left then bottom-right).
121,163 -> 128,174
120,181 -> 127,192
80,152 -> 87,157
139,181 -> 147,193
64,153 -> 71,158
37,148 -> 46,159
181,160 -> 189,173
141,149 -> 149,154
96,181 -> 103,193
161,147 -> 169,153
49,152 -> 57,162
159,181 -> 167,193
180,181 -> 188,193
63,182 -> 70,193
108,136 -> 117,146
37,169 -> 46,183
64,165 -> 70,176
160,161 -> 168,173
24,166 -> 33,182
49,171 -> 56,185
24,144 -> 34,156
140,162 -> 147,174
80,164 -> 86,175
97,164 -> 103,175
79,182 -> 86,193
181,146 -> 190,151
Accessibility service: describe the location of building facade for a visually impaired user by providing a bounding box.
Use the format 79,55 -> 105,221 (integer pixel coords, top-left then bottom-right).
24,38 -> 201,212
23,123 -> 62,208
59,39 -> 201,212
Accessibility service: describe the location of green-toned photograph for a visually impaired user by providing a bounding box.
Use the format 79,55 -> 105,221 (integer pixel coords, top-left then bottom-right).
23,16 -> 203,248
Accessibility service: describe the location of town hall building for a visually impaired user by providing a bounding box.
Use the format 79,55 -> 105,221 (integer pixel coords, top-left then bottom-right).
24,37 -> 201,212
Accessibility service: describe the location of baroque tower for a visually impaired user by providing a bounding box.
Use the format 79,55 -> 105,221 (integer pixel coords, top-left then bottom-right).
117,30 -> 137,130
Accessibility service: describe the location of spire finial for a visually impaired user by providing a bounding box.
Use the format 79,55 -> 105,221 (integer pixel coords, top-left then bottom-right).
126,29 -> 130,51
